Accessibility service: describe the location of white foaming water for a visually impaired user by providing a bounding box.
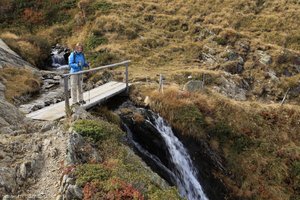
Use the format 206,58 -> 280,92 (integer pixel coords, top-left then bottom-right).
150,115 -> 209,200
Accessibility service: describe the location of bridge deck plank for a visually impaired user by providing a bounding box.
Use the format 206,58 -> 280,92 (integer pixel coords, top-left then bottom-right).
26,81 -> 128,121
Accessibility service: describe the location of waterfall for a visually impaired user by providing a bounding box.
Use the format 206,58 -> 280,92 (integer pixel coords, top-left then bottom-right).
122,106 -> 209,200
149,114 -> 209,200
50,45 -> 70,70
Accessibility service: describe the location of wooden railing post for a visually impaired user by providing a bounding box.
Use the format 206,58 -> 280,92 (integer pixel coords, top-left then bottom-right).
64,76 -> 71,117
125,63 -> 129,94
159,74 -> 164,93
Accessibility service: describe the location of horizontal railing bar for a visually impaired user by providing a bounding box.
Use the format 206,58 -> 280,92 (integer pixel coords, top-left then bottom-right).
63,60 -> 131,77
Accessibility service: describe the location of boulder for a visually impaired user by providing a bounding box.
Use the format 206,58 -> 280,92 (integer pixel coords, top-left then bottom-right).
71,107 -> 92,121
214,76 -> 247,101
0,99 -> 24,127
66,133 -> 101,165
183,80 -> 204,92
65,185 -> 83,200
19,161 -> 32,179
0,39 -> 33,68
221,60 -> 244,74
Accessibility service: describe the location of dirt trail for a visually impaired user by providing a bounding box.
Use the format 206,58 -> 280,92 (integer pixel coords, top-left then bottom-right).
23,127 -> 68,200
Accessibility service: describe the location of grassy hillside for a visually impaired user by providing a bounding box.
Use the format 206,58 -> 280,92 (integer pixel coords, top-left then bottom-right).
1,0 -> 299,103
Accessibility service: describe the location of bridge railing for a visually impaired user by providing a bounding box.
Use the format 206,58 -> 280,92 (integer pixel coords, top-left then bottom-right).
63,60 -> 131,115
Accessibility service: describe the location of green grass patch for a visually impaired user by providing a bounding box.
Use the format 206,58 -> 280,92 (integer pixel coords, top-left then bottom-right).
73,119 -> 123,142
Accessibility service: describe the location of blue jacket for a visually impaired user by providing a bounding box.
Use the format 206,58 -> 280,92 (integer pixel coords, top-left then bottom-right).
68,51 -> 89,73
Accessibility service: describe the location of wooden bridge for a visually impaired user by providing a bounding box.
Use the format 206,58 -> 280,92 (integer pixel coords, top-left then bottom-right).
27,60 -> 131,121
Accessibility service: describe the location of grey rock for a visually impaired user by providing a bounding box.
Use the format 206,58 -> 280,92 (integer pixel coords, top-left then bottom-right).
266,70 -> 279,82
183,80 -> 204,92
224,62 -> 243,74
19,161 -> 32,179
0,39 -> 33,68
0,167 -> 17,194
53,76 -> 61,80
258,50 -> 272,65
40,122 -> 55,132
66,132 -> 101,165
65,185 -> 83,200
0,99 -> 24,127
66,178 -> 75,185
2,195 -> 16,200
0,82 -> 5,100
214,76 -> 247,101
71,107 -> 92,121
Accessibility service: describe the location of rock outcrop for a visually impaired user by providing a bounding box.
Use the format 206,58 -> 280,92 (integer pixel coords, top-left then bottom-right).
0,39 -> 33,69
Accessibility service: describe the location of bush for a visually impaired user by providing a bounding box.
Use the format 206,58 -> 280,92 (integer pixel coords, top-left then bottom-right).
73,119 -> 123,142
85,33 -> 108,50
213,36 -> 227,46
75,164 -> 111,187
87,50 -> 117,66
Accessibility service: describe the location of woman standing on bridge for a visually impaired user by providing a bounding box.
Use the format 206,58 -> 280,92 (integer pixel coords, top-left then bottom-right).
68,43 -> 89,106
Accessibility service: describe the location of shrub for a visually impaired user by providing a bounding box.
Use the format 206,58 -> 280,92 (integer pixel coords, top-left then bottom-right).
86,50 -> 117,66
213,36 -> 227,46
73,119 -> 123,142
85,33 -> 108,50
106,179 -> 144,200
75,164 -> 111,187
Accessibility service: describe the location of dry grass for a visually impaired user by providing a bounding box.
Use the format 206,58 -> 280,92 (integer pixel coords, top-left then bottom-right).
1,32 -> 51,68
0,67 -> 41,103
